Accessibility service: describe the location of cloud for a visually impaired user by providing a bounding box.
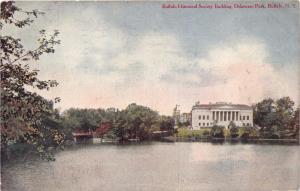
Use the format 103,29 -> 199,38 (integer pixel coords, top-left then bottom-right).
13,3 -> 297,115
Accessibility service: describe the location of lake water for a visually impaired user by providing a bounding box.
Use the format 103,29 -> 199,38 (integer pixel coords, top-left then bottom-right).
2,142 -> 300,191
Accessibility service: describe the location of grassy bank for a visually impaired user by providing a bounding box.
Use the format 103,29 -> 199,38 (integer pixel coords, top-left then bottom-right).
176,127 -> 297,140
176,128 -> 211,139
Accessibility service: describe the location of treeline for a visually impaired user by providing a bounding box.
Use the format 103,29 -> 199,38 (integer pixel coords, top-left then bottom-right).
253,97 -> 299,139
60,103 -> 175,141
222,96 -> 299,139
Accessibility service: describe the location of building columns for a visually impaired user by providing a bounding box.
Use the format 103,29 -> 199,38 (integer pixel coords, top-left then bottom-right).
221,111 -> 223,121
214,110 -> 242,122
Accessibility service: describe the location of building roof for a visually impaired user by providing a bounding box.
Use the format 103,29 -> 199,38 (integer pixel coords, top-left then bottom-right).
192,102 -> 252,110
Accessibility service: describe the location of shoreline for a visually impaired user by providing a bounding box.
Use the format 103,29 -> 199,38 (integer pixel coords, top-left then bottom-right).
2,139 -> 299,166
70,137 -> 299,145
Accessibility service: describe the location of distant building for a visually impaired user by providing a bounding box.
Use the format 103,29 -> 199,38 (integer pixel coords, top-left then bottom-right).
191,102 -> 253,130
106,108 -> 117,113
173,105 -> 180,129
179,113 -> 191,124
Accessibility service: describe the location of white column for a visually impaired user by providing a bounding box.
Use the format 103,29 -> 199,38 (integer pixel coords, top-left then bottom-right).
221,111 -> 223,121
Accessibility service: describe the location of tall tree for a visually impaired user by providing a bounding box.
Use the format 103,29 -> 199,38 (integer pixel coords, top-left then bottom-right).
254,97 -> 296,138
210,125 -> 224,138
253,98 -> 277,128
290,108 -> 299,139
124,103 -> 159,140
1,1 -> 63,160
228,121 -> 238,138
160,116 -> 175,131
275,97 -> 294,129
110,103 -> 160,141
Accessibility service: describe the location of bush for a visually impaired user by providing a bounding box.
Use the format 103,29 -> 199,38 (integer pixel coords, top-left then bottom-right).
228,121 -> 239,138
202,130 -> 210,136
210,125 -> 225,138
259,126 -> 279,139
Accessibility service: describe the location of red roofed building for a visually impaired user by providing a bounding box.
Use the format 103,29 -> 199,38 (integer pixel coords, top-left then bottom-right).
94,122 -> 113,137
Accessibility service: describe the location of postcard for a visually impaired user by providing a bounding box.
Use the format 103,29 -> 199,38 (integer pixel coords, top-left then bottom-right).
1,1 -> 299,191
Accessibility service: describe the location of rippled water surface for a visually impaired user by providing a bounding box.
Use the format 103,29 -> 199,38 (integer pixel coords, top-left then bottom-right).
2,142 -> 300,191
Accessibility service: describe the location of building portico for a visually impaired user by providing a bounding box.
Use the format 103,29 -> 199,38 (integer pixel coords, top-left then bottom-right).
191,102 -> 253,130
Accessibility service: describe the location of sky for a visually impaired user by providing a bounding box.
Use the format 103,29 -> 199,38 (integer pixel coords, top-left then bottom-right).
5,1 -> 300,115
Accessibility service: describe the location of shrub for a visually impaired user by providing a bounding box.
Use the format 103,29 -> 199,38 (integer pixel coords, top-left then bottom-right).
210,125 -> 225,138
228,121 -> 239,138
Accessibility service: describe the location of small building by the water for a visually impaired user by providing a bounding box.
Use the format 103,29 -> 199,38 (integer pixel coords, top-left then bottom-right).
72,131 -> 93,143
72,122 -> 113,143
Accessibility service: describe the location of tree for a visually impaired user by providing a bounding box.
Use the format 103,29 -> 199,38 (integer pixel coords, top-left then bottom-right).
275,97 -> 294,129
253,98 -> 276,128
160,116 -> 175,131
110,103 -> 160,141
285,107 -> 299,139
1,1 -> 62,160
292,108 -> 299,139
254,97 -> 295,128
112,110 -> 130,142
254,97 -> 296,139
61,108 -> 108,134
228,121 -> 238,138
210,125 -> 224,138
124,103 -> 159,140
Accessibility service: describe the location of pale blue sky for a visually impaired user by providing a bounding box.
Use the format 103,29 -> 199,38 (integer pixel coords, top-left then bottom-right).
6,1 -> 299,114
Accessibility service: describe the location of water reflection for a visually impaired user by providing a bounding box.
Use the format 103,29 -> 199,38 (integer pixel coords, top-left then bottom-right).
2,142 -> 299,191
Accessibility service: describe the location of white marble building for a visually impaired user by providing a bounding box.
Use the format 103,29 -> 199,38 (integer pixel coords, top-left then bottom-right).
191,102 -> 253,130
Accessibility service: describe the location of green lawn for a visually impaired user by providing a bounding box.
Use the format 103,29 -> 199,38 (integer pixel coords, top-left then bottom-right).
176,127 -> 260,139
176,127 -> 211,138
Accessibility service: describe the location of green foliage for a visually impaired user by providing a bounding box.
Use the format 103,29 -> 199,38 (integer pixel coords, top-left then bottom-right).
62,109 -> 103,131
254,97 -> 294,128
239,126 -> 258,140
61,104 -> 162,141
228,121 -> 239,138
290,108 -> 299,139
120,103 -> 160,140
259,126 -> 280,139
210,125 -> 225,138
112,110 -> 131,141
160,116 -> 175,131
253,97 -> 296,139
253,98 -> 276,128
177,128 -> 194,138
1,1 -> 62,160
275,97 -> 295,130
60,108 -> 119,140
1,1 -> 44,29
202,130 -> 210,136
177,128 -> 211,139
